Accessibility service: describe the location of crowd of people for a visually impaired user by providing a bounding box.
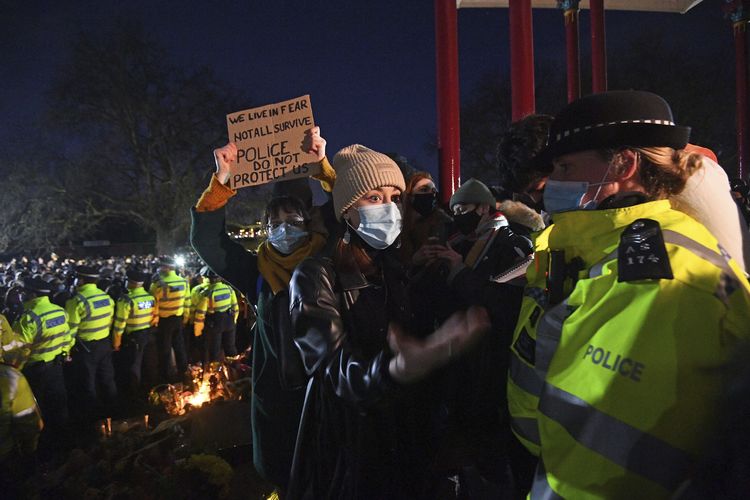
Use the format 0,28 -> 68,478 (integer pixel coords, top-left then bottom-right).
189,90 -> 750,499
0,251 -> 253,492
4,89 -> 750,499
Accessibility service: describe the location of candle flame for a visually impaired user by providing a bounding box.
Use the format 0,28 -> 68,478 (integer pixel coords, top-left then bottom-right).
185,378 -> 211,408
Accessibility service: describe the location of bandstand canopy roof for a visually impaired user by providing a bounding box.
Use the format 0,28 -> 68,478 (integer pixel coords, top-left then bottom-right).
456,0 -> 703,14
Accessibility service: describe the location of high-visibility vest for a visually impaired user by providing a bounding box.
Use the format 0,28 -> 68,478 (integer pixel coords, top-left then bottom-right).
65,283 -> 115,342
189,277 -> 210,322
0,364 -> 42,458
14,296 -> 70,364
194,282 -> 238,328
0,313 -> 29,367
507,200 -> 750,498
112,287 -> 158,336
150,271 -> 190,319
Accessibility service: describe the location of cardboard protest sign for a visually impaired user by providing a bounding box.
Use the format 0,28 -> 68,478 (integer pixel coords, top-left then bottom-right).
225,95 -> 320,189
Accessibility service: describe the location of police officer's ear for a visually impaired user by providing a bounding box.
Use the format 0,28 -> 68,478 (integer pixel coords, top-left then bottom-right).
612,149 -> 640,181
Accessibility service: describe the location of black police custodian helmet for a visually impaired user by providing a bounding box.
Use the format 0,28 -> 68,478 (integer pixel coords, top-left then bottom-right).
539,90 -> 691,164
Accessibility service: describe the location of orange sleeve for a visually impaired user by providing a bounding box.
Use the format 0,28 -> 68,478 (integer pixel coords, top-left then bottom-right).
195,174 -> 237,212
311,157 -> 336,193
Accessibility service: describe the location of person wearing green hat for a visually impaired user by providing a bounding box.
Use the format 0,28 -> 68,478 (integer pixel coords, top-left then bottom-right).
406,176 -> 535,495
439,178 -> 534,278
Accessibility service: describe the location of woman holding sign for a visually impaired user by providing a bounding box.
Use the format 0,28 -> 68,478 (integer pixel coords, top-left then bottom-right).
190,130 -> 327,493
286,143 -> 490,499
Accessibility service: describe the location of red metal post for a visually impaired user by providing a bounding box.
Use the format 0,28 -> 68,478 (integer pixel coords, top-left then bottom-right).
434,0 -> 461,203
725,1 -> 750,178
735,19 -> 749,179
509,0 -> 535,121
560,0 -> 581,102
589,0 -> 607,93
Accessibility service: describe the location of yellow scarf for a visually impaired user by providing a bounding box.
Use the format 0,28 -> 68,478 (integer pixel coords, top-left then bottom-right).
257,232 -> 326,294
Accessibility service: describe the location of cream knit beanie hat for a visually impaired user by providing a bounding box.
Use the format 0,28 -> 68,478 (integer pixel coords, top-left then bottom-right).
332,144 -> 406,220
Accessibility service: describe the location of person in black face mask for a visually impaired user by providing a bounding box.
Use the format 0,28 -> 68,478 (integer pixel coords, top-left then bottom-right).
400,171 -> 453,267
407,178 -> 532,281
443,178 -> 533,268
407,177 -> 535,496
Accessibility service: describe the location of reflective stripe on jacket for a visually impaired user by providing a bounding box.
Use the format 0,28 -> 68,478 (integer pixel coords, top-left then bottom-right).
189,278 -> 209,322
14,296 -> 70,364
507,200 -> 750,498
0,364 -> 42,458
113,287 -> 158,336
65,283 -> 115,342
150,271 -> 190,318
194,282 -> 238,326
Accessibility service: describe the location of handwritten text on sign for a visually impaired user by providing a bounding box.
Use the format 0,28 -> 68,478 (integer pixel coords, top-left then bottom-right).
226,95 -> 319,188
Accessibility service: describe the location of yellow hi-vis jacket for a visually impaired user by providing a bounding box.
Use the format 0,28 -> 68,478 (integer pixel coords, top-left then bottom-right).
65,283 -> 115,343
150,271 -> 190,322
193,282 -> 238,337
188,277 -> 210,322
14,297 -> 71,364
112,287 -> 158,349
507,200 -> 750,499
0,364 -> 43,458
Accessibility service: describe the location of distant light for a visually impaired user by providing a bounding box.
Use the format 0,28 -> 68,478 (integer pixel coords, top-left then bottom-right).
174,255 -> 186,267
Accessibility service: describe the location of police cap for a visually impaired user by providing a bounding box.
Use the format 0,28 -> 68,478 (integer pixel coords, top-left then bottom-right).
99,267 -> 114,279
126,270 -> 147,284
75,265 -> 100,279
159,256 -> 177,268
20,277 -> 53,295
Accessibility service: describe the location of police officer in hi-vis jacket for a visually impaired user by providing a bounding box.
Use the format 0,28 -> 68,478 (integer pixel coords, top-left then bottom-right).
150,257 -> 190,382
507,90 -> 750,499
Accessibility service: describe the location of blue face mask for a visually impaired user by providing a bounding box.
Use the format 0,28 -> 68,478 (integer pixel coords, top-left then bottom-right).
267,223 -> 309,255
542,180 -> 591,214
350,202 -> 402,250
543,164 -> 614,214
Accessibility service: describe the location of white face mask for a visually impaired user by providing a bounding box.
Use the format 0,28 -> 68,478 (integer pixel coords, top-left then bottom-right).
349,202 -> 402,249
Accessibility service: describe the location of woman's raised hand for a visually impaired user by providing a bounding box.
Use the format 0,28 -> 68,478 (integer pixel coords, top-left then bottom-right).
302,126 -> 326,161
214,142 -> 238,184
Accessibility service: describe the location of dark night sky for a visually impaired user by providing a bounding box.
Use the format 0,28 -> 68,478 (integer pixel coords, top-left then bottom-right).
0,0 -> 734,178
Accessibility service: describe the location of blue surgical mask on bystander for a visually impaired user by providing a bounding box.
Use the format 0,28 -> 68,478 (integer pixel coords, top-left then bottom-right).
267,223 -> 309,255
350,202 -> 402,249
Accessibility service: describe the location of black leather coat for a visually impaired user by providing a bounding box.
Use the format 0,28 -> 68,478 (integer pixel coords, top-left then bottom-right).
287,248 -> 436,499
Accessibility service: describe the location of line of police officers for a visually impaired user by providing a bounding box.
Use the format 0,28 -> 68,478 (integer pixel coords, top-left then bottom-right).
3,256 -> 239,458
